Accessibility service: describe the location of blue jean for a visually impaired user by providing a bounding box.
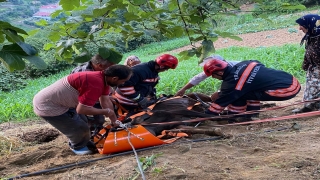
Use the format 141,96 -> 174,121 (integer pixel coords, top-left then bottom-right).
40,108 -> 90,150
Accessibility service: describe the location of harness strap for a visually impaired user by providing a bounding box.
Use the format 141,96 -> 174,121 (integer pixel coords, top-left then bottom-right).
111,95 -> 129,115
157,130 -> 188,143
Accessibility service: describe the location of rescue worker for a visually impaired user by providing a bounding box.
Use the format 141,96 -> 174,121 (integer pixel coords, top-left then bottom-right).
70,54 -> 121,130
124,55 -> 141,67
114,54 -> 178,115
33,65 -> 132,155
175,54 -> 240,101
203,58 -> 301,120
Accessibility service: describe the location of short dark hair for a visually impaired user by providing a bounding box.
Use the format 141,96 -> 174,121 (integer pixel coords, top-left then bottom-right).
91,54 -> 110,66
104,65 -> 132,80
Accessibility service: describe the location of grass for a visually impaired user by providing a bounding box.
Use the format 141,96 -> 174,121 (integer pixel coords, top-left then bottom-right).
0,7 -> 315,123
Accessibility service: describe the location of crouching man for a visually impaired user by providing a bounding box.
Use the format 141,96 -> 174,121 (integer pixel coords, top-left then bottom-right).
33,65 -> 132,155
203,58 -> 301,121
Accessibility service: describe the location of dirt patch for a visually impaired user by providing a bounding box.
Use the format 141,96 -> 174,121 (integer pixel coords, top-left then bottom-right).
18,128 -> 60,143
1,26 -> 319,179
167,28 -> 305,55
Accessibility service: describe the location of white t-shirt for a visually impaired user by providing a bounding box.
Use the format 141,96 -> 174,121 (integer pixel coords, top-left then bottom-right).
189,61 -> 240,85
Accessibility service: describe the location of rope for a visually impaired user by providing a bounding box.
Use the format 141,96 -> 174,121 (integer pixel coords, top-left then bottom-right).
139,98 -> 320,126
7,136 -> 224,180
117,120 -> 146,180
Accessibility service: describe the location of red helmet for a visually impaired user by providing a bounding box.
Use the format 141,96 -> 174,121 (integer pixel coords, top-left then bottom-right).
155,54 -> 178,69
203,59 -> 228,76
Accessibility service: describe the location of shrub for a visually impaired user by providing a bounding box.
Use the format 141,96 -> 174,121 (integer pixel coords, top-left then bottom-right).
0,65 -> 27,92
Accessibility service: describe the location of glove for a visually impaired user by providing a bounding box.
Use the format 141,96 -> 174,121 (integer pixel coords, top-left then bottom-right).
138,97 -> 149,109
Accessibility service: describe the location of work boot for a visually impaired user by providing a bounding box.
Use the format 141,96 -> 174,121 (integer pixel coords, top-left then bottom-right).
292,107 -> 313,114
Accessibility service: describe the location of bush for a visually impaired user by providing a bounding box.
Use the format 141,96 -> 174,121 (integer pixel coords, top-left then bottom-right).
0,60 -> 75,92
21,60 -> 75,79
0,65 -> 27,92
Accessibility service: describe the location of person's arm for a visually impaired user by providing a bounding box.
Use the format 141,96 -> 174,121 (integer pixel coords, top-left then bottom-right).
99,95 -> 113,109
99,95 -> 117,123
76,103 -> 117,125
175,83 -> 195,96
175,72 -> 208,96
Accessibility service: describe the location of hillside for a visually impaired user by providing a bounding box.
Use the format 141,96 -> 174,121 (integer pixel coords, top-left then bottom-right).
2,25 -> 320,180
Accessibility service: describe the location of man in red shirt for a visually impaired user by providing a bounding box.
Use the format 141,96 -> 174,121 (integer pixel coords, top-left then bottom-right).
33,65 -> 132,155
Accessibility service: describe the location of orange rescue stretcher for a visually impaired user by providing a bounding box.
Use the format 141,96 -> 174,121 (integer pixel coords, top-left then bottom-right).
93,125 -> 188,155
94,96 -> 198,155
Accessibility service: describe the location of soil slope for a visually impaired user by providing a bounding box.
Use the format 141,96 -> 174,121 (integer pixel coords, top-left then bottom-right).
2,24 -> 320,180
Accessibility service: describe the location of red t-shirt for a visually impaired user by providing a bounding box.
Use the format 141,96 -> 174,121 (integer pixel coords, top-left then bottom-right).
67,71 -> 110,106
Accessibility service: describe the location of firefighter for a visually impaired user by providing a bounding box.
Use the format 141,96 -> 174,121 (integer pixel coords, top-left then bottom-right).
114,54 -> 178,115
203,58 -> 301,120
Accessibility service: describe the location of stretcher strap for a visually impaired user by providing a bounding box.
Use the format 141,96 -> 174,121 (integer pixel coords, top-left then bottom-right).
140,98 -> 320,126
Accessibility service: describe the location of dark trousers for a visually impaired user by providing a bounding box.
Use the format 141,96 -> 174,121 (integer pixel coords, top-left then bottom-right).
235,90 -> 299,106
41,108 -> 90,150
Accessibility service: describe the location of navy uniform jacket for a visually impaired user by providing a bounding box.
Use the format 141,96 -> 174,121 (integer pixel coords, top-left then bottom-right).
210,60 -> 300,113
115,61 -> 159,106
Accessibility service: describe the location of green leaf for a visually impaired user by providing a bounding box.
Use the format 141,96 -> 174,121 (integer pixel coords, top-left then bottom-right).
127,4 -> 136,13
49,32 -> 61,42
0,34 -> 5,43
59,0 -> 80,11
0,21 -> 28,35
44,43 -> 55,51
74,5 -> 88,11
27,29 -> 40,36
132,0 -> 147,5
99,30 -> 107,36
17,42 -> 38,56
0,51 -> 25,72
108,50 -> 123,64
98,47 -> 110,59
51,10 -> 63,18
228,36 -> 243,41
35,19 -> 48,26
201,39 -> 214,52
124,12 -> 140,21
178,49 -> 195,61
208,37 -> 219,43
22,55 -> 47,69
144,29 -> 159,37
216,31 -> 242,41
93,6 -> 109,17
77,30 -> 88,38
98,47 -> 123,64
211,19 -> 218,28
167,0 -> 176,11
74,51 -> 92,63
3,29 -> 24,43
171,26 -> 184,37
2,43 -> 29,56
189,14 -> 202,23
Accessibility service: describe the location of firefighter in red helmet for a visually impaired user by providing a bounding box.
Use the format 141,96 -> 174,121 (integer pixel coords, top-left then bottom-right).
115,54 -> 178,115
203,58 -> 301,121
